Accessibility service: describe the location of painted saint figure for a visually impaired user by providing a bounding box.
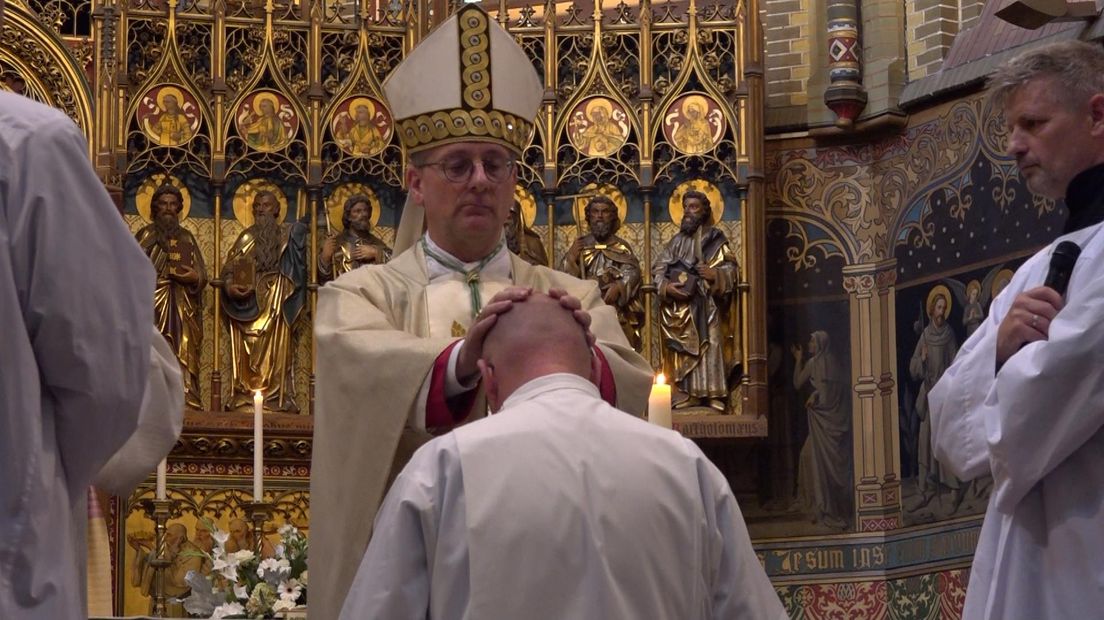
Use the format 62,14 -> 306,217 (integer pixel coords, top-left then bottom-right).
241,93 -> 287,150
220,189 -> 308,412
134,183 -> 208,410
791,331 -> 852,530
652,190 -> 740,410
320,193 -> 392,282
562,195 -> 645,349
335,99 -> 388,156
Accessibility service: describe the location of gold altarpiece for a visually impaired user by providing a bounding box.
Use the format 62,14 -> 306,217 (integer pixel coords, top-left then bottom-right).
3,0 -> 765,612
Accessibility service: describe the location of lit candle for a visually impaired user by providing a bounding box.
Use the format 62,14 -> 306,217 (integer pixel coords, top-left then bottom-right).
648,373 -> 672,429
156,458 -> 167,501
253,390 -> 264,501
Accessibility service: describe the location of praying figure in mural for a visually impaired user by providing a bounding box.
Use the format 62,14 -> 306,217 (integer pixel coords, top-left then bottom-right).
908,289 -> 961,510
791,331 -> 852,530
135,183 -> 208,410
504,200 -> 547,266
128,523 -> 204,617
561,195 -> 645,349
220,190 -> 308,412
652,190 -> 740,410
319,194 -> 392,282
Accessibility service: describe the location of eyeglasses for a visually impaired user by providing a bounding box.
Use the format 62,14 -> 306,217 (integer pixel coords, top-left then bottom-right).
419,157 -> 516,184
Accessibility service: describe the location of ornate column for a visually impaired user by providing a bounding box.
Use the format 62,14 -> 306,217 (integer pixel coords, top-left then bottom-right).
823,0 -> 868,127
842,259 -> 901,531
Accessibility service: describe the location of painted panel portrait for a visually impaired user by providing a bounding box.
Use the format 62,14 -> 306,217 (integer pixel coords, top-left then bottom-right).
567,96 -> 631,158
234,90 -> 299,152
137,84 -> 202,147
330,95 -> 393,157
662,92 -> 726,155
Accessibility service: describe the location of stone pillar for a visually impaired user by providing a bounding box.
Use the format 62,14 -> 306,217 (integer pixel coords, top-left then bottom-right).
843,259 -> 902,531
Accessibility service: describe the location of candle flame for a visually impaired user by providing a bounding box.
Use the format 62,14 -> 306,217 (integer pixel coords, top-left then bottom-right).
656,373 -> 666,386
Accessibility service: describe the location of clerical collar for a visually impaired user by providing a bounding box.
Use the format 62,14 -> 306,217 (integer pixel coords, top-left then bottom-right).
1063,162 -> 1104,234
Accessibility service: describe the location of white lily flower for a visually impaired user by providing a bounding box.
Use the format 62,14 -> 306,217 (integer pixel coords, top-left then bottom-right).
212,530 -> 230,546
211,601 -> 244,619
233,584 -> 248,600
228,549 -> 255,564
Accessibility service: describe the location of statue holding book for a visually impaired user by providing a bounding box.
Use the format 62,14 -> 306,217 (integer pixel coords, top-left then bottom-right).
652,190 -> 741,410
220,189 -> 308,412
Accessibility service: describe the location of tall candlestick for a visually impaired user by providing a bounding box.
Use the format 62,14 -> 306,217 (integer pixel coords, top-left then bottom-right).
155,458 -> 167,500
253,390 -> 264,501
648,373 -> 672,429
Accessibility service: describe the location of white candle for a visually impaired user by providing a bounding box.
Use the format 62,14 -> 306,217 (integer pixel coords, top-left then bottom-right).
156,458 -> 167,501
648,373 -> 672,429
253,390 -> 264,501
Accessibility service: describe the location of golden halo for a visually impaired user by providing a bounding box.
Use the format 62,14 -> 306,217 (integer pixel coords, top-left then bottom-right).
668,179 -> 723,225
232,180 -> 289,228
135,174 -> 192,222
991,268 -> 1015,300
966,279 -> 982,300
926,284 -> 952,319
252,91 -> 280,114
513,185 -> 538,228
156,85 -> 186,111
574,183 -> 628,227
348,97 -> 376,117
680,94 -> 709,117
584,97 -> 614,120
326,184 -> 381,232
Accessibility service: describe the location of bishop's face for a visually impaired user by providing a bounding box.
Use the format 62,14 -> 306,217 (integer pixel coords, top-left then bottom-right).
407,141 -> 516,260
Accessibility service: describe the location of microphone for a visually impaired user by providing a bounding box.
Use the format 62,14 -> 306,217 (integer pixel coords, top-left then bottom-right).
1043,240 -> 1081,299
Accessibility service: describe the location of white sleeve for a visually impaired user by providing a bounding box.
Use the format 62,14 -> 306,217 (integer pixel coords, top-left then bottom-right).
339,436 -> 456,620
980,268 -> 1104,512
8,115 -> 155,493
692,441 -> 787,620
94,328 -> 185,495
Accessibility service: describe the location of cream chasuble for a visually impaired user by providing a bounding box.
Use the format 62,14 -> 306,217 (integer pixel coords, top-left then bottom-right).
310,241 -> 653,620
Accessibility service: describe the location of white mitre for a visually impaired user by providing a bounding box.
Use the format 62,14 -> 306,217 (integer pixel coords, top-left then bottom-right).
385,5 -> 543,253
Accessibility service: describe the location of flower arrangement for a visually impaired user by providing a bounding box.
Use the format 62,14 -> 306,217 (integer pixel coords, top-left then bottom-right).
181,520 -> 307,619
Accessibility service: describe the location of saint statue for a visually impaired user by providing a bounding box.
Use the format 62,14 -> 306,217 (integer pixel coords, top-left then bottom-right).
504,200 -> 547,266
320,193 -> 392,282
220,189 -> 308,412
652,190 -> 741,411
135,184 -> 208,410
562,195 -> 645,349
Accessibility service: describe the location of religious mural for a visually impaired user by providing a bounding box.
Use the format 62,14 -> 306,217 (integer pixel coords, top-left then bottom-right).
136,84 -> 202,147
234,90 -> 299,152
662,93 -> 727,156
330,95 -> 392,157
567,96 -> 631,157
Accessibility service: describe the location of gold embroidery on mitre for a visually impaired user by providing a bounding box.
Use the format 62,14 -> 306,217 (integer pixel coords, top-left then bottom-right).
459,9 -> 491,110
398,111 -> 533,153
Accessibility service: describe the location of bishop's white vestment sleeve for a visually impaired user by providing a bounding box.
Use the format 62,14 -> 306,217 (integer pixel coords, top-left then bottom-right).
94,328 -> 185,496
